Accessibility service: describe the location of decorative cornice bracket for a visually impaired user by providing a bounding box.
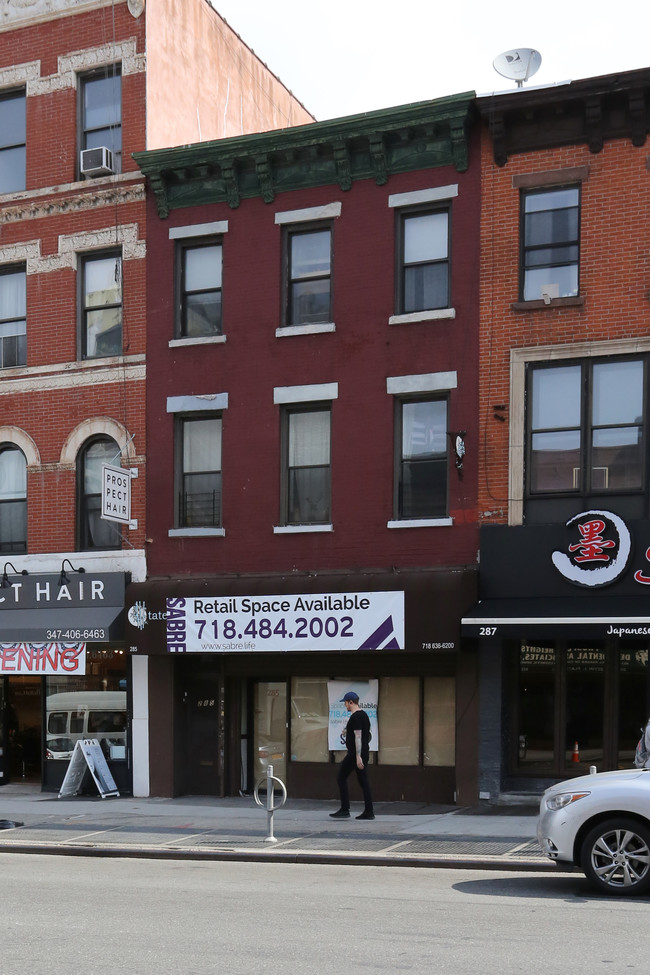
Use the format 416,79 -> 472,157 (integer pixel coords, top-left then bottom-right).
490,113 -> 507,167
221,160 -> 240,209
628,88 -> 647,147
450,118 -> 469,172
369,134 -> 388,185
149,172 -> 169,219
255,155 -> 275,203
585,96 -> 603,154
333,139 -> 352,191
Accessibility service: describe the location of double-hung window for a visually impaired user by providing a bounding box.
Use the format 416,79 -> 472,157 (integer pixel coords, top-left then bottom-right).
274,383 -> 337,532
275,203 -> 340,334
80,66 -> 122,173
81,252 -> 122,358
528,358 -> 645,496
0,445 -> 27,553
396,398 -> 448,520
177,415 -> 222,529
282,406 -> 331,525
177,240 -> 222,338
0,266 -> 26,368
78,437 -> 121,550
0,89 -> 26,194
397,208 -> 450,314
521,186 -> 580,301
285,226 -> 332,326
387,372 -> 456,527
389,186 -> 457,322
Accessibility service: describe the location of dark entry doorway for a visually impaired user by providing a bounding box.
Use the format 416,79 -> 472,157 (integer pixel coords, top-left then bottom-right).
0,676 -> 42,784
175,666 -> 222,796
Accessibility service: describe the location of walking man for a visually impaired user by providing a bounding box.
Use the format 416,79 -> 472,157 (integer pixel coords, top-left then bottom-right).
330,690 -> 375,820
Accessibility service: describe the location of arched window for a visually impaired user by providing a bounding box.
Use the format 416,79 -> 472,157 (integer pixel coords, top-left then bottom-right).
0,445 -> 26,553
78,437 -> 121,550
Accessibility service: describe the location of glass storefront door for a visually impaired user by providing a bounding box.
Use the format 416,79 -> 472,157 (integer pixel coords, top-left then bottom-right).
564,647 -> 605,770
252,681 -> 287,787
514,641 -> 649,778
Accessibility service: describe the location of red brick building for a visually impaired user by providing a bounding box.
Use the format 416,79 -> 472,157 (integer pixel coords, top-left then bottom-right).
0,0 -> 312,793
131,95 -> 482,802
465,68 -> 650,799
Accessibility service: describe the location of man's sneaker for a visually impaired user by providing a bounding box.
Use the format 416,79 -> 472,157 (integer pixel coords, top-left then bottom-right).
329,809 -> 350,818
356,811 -> 375,820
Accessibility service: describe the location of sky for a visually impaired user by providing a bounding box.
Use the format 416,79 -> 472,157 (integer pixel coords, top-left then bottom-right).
209,0 -> 650,121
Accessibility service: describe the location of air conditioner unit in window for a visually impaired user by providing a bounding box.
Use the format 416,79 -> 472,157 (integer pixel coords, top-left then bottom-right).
80,146 -> 115,177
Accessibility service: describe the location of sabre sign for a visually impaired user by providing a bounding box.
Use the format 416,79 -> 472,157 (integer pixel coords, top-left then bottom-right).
166,591 -> 405,653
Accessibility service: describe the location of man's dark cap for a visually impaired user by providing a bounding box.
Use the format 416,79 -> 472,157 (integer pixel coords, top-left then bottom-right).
341,691 -> 359,702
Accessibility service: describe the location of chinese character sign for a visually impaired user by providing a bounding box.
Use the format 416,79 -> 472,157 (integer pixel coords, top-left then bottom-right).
552,510 -> 631,587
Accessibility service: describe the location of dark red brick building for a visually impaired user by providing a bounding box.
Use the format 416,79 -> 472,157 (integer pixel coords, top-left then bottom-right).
131,95 -> 482,802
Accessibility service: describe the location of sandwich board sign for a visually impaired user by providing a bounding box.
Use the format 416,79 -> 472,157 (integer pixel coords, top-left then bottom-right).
58,738 -> 120,799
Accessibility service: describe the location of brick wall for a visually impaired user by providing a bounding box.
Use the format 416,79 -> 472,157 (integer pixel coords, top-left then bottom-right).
144,158 -> 482,577
478,132 -> 650,524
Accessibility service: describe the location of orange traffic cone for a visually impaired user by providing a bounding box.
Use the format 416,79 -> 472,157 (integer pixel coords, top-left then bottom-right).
572,741 -> 580,763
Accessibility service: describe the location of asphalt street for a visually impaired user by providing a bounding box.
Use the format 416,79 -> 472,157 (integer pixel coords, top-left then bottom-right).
2,856 -> 648,975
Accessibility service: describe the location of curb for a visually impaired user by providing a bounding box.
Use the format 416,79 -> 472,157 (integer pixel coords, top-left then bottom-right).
0,840 -> 568,872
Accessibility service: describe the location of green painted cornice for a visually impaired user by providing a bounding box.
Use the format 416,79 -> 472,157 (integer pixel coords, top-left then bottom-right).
134,93 -> 475,217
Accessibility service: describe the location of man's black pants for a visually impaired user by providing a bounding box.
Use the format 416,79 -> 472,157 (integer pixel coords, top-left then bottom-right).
336,753 -> 373,813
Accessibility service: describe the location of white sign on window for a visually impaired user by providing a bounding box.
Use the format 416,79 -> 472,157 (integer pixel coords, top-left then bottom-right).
0,643 -> 86,675
101,464 -> 131,524
327,680 -> 379,751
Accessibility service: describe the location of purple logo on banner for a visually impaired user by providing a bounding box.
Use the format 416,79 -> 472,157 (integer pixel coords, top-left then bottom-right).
356,615 -> 400,650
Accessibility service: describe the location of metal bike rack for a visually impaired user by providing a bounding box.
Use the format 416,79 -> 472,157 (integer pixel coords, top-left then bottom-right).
253,764 -> 287,843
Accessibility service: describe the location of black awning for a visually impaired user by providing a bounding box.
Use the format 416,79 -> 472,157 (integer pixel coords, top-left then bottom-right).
0,606 -> 124,644
461,597 -> 650,640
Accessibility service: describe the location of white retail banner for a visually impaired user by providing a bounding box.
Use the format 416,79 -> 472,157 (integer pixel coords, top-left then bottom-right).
0,643 -> 86,675
166,591 -> 404,653
327,680 -> 378,751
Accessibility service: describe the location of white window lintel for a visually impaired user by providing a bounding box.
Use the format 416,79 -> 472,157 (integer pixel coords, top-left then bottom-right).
275,202 -> 341,225
167,393 -> 228,413
386,372 -> 457,396
169,221 -> 228,240
274,383 -> 338,405
388,185 -> 458,208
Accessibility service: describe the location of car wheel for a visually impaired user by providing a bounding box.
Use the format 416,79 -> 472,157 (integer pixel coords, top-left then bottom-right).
580,818 -> 650,896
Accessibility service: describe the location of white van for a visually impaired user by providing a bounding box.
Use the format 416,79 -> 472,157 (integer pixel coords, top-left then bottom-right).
46,690 -> 127,760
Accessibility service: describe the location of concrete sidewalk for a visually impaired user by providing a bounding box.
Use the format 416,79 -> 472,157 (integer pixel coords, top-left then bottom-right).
0,783 -> 566,873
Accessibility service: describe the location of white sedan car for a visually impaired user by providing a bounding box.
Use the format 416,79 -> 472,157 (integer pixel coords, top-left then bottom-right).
537,768 -> 650,895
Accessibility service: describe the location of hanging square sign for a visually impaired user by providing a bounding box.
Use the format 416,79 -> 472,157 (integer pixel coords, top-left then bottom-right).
101,464 -> 131,524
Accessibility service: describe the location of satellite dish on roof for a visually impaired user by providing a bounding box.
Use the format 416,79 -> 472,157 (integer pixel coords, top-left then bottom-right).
493,49 -> 542,88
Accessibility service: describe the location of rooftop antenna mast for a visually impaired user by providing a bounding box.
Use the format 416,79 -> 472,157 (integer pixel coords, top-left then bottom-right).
493,48 -> 542,88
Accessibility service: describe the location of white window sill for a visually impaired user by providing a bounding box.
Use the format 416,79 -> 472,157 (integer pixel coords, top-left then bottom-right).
169,335 -> 227,348
275,322 -> 336,338
273,524 -> 334,534
168,527 -> 225,537
389,308 -> 456,325
387,517 -> 453,529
